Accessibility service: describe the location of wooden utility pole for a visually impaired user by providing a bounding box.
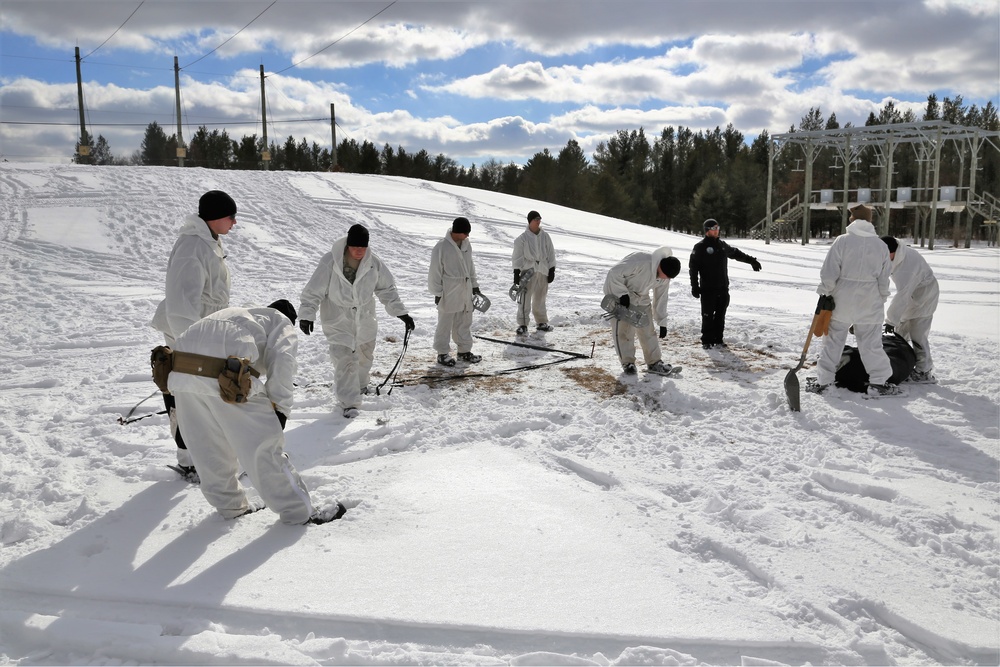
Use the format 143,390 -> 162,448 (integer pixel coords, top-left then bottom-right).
174,56 -> 186,167
330,103 -> 338,169
260,65 -> 270,170
74,47 -> 90,164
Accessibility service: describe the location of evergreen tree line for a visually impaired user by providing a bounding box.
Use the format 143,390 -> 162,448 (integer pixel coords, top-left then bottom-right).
77,94 -> 998,238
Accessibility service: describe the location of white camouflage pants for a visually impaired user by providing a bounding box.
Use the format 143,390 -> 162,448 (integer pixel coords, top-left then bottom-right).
898,316 -> 933,373
434,308 -> 474,354
173,391 -> 314,524
328,341 -> 376,409
516,272 -> 549,327
816,320 -> 892,386
612,305 -> 661,367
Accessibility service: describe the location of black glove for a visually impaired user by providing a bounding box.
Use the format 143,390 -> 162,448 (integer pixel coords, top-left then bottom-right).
659,326 -> 667,339
547,267 -> 555,283
513,269 -> 521,285
473,287 -> 482,295
691,286 -> 701,299
398,314 -> 415,331
275,409 -> 287,430
883,323 -> 895,335
619,294 -> 630,309
750,259 -> 762,272
434,296 -> 441,305
817,295 -> 835,312
299,320 -> 313,336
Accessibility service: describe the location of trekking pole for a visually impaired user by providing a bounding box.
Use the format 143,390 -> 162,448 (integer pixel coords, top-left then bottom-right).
376,326 -> 411,396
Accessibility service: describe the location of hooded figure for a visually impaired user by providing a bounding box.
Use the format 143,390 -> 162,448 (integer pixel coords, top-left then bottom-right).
882,237 -> 939,380
811,208 -> 895,394
511,210 -> 557,333
428,217 -> 481,366
169,304 -> 342,525
150,190 -> 237,476
603,246 -> 679,375
299,225 -> 411,417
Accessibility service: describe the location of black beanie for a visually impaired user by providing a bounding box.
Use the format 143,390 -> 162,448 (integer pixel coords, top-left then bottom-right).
346,224 -> 370,248
880,235 -> 899,253
198,190 -> 237,221
527,210 -> 541,223
703,218 -> 719,232
660,256 -> 681,279
452,217 -> 471,234
267,299 -> 297,325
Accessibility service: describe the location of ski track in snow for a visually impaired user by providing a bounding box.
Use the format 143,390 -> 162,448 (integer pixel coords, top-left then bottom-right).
0,165 -> 998,666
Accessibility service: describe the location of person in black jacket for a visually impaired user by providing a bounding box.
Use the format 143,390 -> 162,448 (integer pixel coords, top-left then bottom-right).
689,218 -> 762,349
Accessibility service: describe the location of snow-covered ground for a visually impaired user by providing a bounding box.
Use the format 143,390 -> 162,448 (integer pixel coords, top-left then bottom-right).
0,163 -> 997,666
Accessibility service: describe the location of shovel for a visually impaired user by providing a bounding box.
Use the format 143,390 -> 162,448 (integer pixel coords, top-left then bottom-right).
784,310 -> 823,412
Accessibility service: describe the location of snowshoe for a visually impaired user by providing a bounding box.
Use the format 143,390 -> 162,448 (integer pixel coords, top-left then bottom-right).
804,377 -> 830,394
536,323 -> 553,332
600,294 -> 649,328
167,464 -> 200,483
647,361 -> 681,377
343,407 -> 360,418
457,351 -> 482,363
309,502 -> 347,525
907,370 -> 937,384
515,325 -> 528,335
471,292 -> 491,313
622,363 -> 638,375
865,382 -> 903,398
437,354 -> 456,367
508,268 -> 534,302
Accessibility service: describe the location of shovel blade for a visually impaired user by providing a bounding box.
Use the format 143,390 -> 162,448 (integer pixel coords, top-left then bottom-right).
784,368 -> 801,412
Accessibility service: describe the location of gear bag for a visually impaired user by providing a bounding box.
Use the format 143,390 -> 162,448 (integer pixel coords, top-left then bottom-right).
834,332 -> 917,392
151,345 -> 173,393
218,356 -> 254,404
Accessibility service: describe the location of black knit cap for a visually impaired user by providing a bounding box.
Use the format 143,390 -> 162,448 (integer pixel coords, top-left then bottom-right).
346,224 -> 369,248
703,218 -> 720,231
527,210 -> 541,223
198,190 -> 237,221
880,235 -> 899,253
267,299 -> 297,325
659,256 -> 681,279
452,216 -> 471,234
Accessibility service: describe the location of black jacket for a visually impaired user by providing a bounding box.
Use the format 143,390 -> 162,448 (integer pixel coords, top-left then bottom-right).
689,236 -> 755,293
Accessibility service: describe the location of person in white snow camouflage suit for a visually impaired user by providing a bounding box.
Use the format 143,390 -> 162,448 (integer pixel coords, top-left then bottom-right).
512,210 -> 557,334
880,235 -> 939,383
603,246 -> 681,375
810,204 -> 896,396
298,224 -> 414,418
168,301 -> 344,525
151,190 -> 237,478
428,217 -> 482,366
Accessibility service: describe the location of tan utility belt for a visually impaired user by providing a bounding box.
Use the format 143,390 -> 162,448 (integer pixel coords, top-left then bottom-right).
171,351 -> 261,380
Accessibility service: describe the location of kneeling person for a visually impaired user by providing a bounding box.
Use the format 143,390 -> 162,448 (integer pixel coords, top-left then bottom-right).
168,300 -> 343,525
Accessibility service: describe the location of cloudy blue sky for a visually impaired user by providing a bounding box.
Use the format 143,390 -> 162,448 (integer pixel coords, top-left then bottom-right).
1,0 -> 997,165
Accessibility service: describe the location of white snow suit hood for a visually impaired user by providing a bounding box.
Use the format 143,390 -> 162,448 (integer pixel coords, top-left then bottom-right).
151,214 -> 231,339
167,306 -> 298,416
886,243 -> 939,326
603,246 -> 673,326
512,225 -> 556,275
816,219 -> 891,325
428,228 -> 479,314
298,236 -> 408,349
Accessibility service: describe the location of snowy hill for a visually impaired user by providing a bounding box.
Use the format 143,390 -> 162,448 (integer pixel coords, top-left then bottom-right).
0,163 -> 998,665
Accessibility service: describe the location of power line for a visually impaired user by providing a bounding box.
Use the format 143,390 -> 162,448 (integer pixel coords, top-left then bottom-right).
273,1 -> 396,75
81,2 -> 145,60
182,1 -> 277,70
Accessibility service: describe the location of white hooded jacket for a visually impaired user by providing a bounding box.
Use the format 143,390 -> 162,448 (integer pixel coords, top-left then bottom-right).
603,246 -> 674,327
886,243 -> 939,326
151,214 -> 231,338
299,236 -> 408,350
816,219 -> 891,325
512,226 -> 556,275
428,229 -> 479,314
167,306 -> 298,416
